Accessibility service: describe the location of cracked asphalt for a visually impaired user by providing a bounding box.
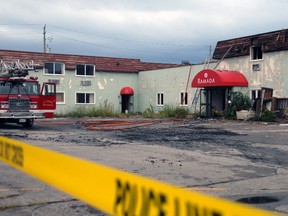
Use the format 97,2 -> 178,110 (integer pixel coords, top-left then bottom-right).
0,118 -> 288,215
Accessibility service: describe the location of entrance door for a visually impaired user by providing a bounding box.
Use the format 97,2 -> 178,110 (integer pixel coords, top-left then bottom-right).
121,95 -> 130,113
120,87 -> 134,113
200,89 -> 212,117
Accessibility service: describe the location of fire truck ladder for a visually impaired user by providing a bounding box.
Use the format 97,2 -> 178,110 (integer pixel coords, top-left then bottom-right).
0,60 -> 35,78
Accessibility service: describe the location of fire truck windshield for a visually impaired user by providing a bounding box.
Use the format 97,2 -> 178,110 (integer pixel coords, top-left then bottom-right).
0,81 -> 39,95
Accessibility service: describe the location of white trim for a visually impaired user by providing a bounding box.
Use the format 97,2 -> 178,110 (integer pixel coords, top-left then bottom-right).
75,92 -> 96,104
156,92 -> 164,106
179,91 -> 188,106
250,46 -> 263,62
30,110 -> 55,113
43,62 -> 65,76
0,110 -> 54,114
56,91 -> 65,104
75,64 -> 95,77
250,89 -> 261,100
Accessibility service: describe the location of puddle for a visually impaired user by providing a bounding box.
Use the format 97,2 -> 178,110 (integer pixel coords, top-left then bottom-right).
237,196 -> 279,204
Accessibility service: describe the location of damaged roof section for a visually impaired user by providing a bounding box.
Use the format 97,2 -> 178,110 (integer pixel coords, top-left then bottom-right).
213,29 -> 288,59
0,50 -> 182,73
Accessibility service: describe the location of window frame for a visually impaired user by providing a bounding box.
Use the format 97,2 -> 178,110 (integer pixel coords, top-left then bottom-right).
56,91 -> 65,104
250,89 -> 261,101
180,91 -> 188,106
156,92 -> 164,106
44,62 -> 65,75
75,64 -> 95,77
75,92 -> 96,104
250,46 -> 263,61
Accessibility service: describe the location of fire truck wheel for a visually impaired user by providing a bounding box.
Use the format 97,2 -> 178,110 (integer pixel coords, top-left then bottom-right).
23,119 -> 34,128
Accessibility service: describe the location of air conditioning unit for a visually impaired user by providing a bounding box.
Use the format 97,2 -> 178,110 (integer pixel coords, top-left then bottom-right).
252,64 -> 261,71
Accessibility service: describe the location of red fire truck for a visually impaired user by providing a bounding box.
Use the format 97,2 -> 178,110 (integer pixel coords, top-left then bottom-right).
0,60 -> 56,127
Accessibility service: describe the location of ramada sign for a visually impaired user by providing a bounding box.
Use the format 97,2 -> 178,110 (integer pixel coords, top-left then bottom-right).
197,72 -> 215,85
191,69 -> 249,88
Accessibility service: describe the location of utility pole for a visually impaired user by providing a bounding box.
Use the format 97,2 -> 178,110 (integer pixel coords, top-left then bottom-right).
43,24 -> 46,53
208,45 -> 212,60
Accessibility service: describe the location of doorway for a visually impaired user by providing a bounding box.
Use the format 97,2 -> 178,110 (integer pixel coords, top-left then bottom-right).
200,87 -> 231,117
200,89 -> 212,117
121,95 -> 132,113
120,87 -> 134,113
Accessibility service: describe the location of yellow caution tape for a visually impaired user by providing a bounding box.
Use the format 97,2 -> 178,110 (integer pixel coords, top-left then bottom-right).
0,136 -> 281,216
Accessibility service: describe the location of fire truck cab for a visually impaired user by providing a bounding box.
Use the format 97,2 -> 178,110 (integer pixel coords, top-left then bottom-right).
0,60 -> 56,128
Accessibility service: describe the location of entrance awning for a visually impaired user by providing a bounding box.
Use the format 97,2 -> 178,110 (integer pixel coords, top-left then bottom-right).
192,69 -> 248,87
120,87 -> 134,95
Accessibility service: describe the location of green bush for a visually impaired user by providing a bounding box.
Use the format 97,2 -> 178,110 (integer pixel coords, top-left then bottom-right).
231,92 -> 251,111
65,106 -> 88,118
159,105 -> 189,118
143,105 -> 155,118
64,100 -> 117,117
225,91 -> 251,118
260,110 -> 277,122
174,107 -> 189,118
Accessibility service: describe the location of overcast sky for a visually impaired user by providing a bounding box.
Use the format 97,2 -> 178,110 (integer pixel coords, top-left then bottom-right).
1,0 -> 287,63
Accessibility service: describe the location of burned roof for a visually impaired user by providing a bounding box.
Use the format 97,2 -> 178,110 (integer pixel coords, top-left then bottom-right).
213,29 -> 288,59
0,50 -> 182,72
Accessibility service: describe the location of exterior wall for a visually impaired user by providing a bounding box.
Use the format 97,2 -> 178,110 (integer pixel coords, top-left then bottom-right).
216,50 -> 288,98
138,65 -> 205,113
32,69 -> 138,114
7,44 -> 287,116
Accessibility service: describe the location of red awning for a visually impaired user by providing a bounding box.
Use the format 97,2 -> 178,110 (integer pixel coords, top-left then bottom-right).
120,87 -> 134,95
192,69 -> 248,87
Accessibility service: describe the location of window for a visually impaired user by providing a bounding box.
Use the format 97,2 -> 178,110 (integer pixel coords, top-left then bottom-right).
251,89 -> 261,100
251,46 -> 263,60
0,81 -> 39,95
180,92 -> 188,106
41,83 -> 56,96
157,93 -> 164,106
76,93 -> 95,104
44,62 -> 65,75
56,92 -> 65,104
76,64 -> 95,76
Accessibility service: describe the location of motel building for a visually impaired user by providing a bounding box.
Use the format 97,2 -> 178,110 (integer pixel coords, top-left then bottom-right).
1,28 -> 288,117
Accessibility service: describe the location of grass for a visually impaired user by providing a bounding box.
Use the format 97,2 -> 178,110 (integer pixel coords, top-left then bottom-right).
159,105 -> 189,118
57,100 -> 118,118
57,103 -> 191,119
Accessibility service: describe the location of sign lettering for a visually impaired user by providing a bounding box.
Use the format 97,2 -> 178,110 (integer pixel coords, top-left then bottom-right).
0,140 -> 24,167
114,179 -> 223,216
43,100 -> 54,107
114,178 -> 167,216
197,78 -> 215,84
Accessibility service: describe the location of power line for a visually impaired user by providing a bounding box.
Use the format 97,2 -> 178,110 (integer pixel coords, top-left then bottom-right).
46,24 -> 199,48
0,23 -> 206,49
0,23 -> 208,63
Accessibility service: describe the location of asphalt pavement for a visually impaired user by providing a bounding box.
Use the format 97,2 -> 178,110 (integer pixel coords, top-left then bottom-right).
0,118 -> 288,215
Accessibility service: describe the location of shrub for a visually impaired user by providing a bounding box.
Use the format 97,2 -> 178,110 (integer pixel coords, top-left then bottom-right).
66,106 -> 88,118
231,92 -> 251,111
174,107 -> 189,118
159,105 -> 189,118
64,100 -> 116,117
225,91 -> 251,118
143,105 -> 155,118
260,110 -> 277,122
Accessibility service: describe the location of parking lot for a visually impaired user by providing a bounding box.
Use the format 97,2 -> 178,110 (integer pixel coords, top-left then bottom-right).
1,118 -> 288,215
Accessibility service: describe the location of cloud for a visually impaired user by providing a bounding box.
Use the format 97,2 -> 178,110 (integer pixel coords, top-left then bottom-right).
0,0 -> 288,63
